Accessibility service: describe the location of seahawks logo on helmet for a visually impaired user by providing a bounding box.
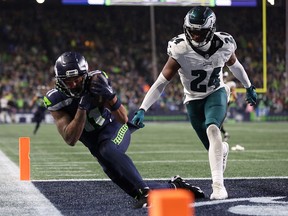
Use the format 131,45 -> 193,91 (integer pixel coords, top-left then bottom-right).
183,6 -> 216,48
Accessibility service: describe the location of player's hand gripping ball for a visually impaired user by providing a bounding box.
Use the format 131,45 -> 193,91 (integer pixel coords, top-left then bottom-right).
89,72 -> 116,100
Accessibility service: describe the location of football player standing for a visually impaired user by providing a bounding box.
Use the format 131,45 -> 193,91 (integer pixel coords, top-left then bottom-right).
30,86 -> 48,135
133,6 -> 257,200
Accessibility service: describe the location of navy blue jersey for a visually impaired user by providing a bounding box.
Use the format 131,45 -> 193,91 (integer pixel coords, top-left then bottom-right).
44,88 -> 124,149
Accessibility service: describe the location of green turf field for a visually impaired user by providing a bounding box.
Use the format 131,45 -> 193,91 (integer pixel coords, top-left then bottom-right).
0,122 -> 287,180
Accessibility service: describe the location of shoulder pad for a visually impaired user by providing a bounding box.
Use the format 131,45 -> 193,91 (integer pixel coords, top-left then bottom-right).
88,70 -> 102,77
167,34 -> 188,59
44,88 -> 73,111
88,70 -> 109,79
215,32 -> 237,50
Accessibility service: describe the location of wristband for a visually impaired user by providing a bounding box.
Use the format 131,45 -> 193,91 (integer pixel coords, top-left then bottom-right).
110,98 -> 121,111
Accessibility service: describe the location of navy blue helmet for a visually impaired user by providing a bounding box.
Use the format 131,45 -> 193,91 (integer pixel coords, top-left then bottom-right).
54,52 -> 88,98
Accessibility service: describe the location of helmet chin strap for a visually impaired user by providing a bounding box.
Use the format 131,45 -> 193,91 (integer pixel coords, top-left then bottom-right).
192,41 -> 211,51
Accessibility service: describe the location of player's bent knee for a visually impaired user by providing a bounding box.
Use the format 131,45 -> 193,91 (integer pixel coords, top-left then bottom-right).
98,142 -> 117,160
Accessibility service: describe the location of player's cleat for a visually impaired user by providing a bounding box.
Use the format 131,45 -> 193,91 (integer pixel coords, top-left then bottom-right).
231,144 -> 245,151
169,175 -> 205,198
134,187 -> 149,209
210,182 -> 228,200
224,132 -> 230,142
222,142 -> 229,173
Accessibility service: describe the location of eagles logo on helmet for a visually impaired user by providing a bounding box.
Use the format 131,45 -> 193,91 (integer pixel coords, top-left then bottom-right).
183,6 -> 216,48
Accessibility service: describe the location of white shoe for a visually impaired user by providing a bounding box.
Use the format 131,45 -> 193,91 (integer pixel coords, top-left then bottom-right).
210,183 -> 228,200
222,142 -> 229,173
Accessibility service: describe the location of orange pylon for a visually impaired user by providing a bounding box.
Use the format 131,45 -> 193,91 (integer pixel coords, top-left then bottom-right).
19,137 -> 30,181
148,189 -> 195,216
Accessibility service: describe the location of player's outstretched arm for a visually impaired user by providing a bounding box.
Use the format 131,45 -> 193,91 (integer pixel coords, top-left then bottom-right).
132,57 -> 179,127
226,53 -> 257,106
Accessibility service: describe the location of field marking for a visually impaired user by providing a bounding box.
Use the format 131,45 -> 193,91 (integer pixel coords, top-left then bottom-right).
32,176 -> 288,182
0,150 -> 62,216
30,158 -> 288,165
132,159 -> 288,163
128,149 -> 288,154
192,196 -> 288,207
30,149 -> 288,156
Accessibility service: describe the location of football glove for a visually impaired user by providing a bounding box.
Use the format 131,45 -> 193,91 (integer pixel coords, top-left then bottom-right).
90,75 -> 116,100
78,94 -> 92,110
132,109 -> 145,128
246,85 -> 257,106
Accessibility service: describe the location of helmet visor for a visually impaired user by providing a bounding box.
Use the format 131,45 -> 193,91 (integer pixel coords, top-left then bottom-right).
63,75 -> 85,88
56,74 -> 87,98
187,28 -> 210,43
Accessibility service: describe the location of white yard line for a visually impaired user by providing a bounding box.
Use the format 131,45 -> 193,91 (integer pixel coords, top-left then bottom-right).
0,150 -> 62,216
31,149 -> 288,156
30,158 -> 288,166
31,176 -> 288,182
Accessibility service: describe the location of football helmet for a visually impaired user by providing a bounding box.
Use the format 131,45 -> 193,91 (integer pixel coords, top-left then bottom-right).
183,6 -> 216,48
54,52 -> 88,98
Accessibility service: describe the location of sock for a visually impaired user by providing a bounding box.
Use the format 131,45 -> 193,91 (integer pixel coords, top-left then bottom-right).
222,142 -> 228,155
207,124 -> 224,185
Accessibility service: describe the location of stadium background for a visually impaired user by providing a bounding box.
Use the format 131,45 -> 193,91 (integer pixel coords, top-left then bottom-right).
0,0 -> 288,216
0,0 -> 287,123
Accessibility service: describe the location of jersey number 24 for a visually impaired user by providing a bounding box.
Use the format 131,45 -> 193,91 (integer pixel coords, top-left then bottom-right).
190,67 -> 221,92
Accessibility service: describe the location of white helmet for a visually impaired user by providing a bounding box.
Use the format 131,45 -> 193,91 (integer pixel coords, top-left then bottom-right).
183,6 -> 216,48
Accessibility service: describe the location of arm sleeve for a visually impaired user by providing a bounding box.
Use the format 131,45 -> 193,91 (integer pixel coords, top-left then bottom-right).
227,59 -> 251,88
139,73 -> 170,111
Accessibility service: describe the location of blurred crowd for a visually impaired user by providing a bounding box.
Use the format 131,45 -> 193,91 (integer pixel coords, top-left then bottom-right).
0,4 -> 287,123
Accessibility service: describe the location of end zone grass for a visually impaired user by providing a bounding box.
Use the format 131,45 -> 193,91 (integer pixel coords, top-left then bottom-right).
0,122 -> 287,180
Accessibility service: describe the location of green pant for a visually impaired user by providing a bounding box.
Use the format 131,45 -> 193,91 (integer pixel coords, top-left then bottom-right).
186,87 -> 228,150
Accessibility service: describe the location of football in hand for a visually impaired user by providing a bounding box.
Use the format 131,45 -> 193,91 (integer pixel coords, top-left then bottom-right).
89,72 -> 109,90
88,72 -> 105,105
